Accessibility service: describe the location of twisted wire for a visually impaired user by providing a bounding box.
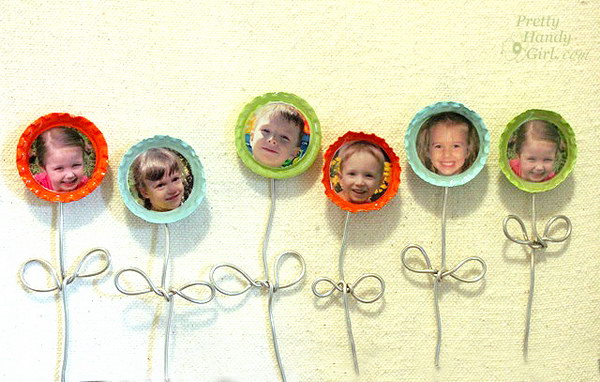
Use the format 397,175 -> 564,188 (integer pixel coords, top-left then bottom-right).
114,224 -> 215,382
19,203 -> 111,382
210,252 -> 306,382
502,193 -> 572,359
209,179 -> 306,382
400,187 -> 487,367
311,211 -> 385,374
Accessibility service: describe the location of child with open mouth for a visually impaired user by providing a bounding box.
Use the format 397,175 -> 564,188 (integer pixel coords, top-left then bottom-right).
416,112 -> 479,176
336,141 -> 385,204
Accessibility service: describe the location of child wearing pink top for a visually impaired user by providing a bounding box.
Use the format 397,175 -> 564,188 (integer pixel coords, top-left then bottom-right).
33,127 -> 90,192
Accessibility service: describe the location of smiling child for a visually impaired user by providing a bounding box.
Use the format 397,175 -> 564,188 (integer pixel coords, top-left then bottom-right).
250,103 -> 305,168
509,120 -> 561,182
336,141 -> 385,204
132,148 -> 187,212
417,112 -> 479,176
33,127 -> 90,192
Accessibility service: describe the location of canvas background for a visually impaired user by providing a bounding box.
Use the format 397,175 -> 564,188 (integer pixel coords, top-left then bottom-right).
1,1 -> 598,381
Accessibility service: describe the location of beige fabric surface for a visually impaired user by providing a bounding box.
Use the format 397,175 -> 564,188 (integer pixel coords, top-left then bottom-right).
1,1 -> 598,381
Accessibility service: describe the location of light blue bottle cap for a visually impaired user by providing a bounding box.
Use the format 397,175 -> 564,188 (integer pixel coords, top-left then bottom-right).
118,135 -> 206,224
404,101 -> 490,187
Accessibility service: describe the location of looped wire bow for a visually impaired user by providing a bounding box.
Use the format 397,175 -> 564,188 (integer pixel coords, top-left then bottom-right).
503,209 -> 572,359
209,251 -> 306,296
311,273 -> 385,304
114,267 -> 215,304
401,244 -> 487,283
503,214 -> 572,250
401,244 -> 486,367
20,247 -> 111,292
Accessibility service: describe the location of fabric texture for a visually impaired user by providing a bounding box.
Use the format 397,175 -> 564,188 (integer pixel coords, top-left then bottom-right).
1,1 -> 598,381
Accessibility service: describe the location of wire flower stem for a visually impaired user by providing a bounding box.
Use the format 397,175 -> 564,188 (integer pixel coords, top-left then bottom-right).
502,192 -> 572,360
20,202 -> 111,382
401,187 -> 487,367
210,179 -> 306,382
115,224 -> 215,382
312,211 -> 386,375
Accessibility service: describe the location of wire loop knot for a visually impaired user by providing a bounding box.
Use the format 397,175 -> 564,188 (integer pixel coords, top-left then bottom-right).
401,244 -> 487,283
503,214 -> 572,250
114,267 -> 215,304
20,247 -> 111,293
312,273 -> 385,304
210,251 -> 306,296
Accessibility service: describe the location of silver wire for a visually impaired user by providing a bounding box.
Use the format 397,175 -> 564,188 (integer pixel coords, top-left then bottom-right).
502,193 -> 572,359
401,187 -> 487,367
114,224 -> 215,382
164,297 -> 175,382
311,211 -> 386,375
59,202 -> 65,278
263,178 -> 276,279
209,252 -> 305,382
209,178 -> 306,382
339,211 -> 351,280
161,224 -> 170,289
19,203 -> 111,382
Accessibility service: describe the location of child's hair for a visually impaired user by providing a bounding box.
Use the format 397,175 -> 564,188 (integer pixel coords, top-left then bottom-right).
416,112 -> 479,174
132,148 -> 185,210
254,103 -> 305,145
338,140 -> 385,174
34,127 -> 86,168
513,120 -> 561,155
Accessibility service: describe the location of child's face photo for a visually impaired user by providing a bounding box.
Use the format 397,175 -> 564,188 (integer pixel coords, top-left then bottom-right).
517,139 -> 557,182
130,147 -> 193,213
429,122 -> 469,176
30,126 -> 96,193
338,151 -> 383,203
507,119 -> 566,184
139,169 -> 184,212
43,146 -> 85,192
251,113 -> 301,168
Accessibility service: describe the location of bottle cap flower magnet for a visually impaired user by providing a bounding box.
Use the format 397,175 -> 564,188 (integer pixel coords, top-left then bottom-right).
116,135 -> 213,381
118,135 -> 206,224
499,109 -> 577,193
499,109 -> 575,359
208,92 -> 317,380
313,131 -> 399,373
235,92 -> 321,178
323,131 -> 401,213
16,113 -> 111,382
401,102 -> 488,366
404,101 -> 490,187
16,113 -> 109,202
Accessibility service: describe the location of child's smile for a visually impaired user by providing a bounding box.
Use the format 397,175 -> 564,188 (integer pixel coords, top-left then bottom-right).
429,122 -> 469,176
339,151 -> 383,204
251,114 -> 301,167
142,171 -> 184,212
518,140 -> 557,182
43,146 -> 85,192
